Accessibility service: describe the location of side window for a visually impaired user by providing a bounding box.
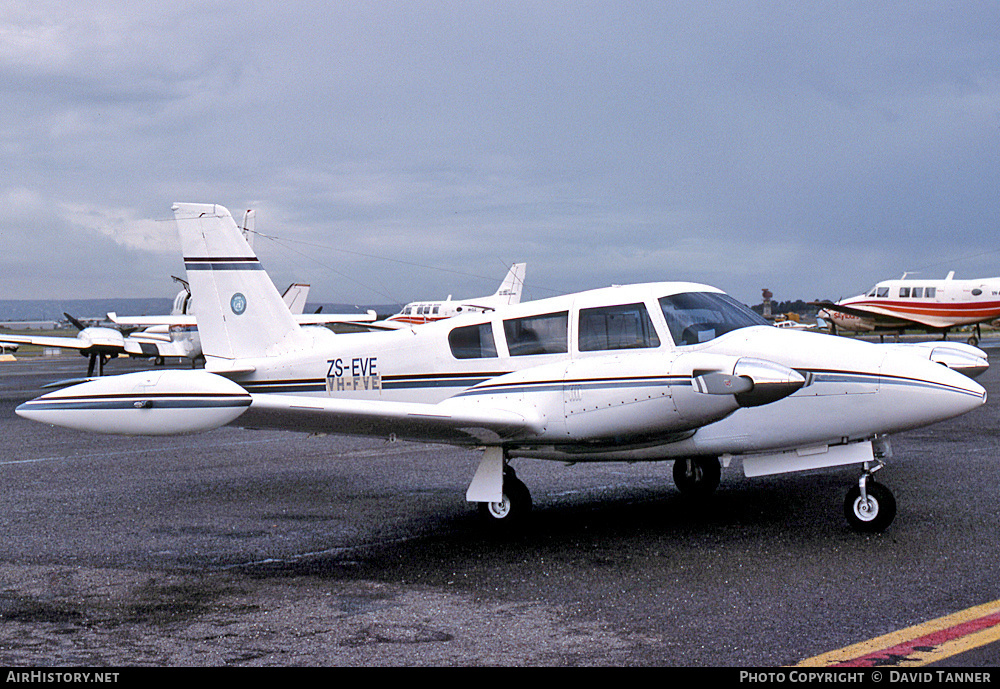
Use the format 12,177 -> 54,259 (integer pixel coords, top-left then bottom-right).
503,311 -> 568,356
899,287 -> 910,298
876,287 -> 889,298
912,287 -> 923,298
448,322 -> 498,359
579,303 -> 660,351
925,287 -> 936,298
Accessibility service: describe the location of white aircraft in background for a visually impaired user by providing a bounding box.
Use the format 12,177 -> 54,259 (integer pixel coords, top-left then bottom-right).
814,272 -> 1000,345
772,316 -> 814,331
1,279 -> 374,377
380,263 -> 526,328
16,204 -> 989,533
0,313 -> 130,377
110,280 -> 374,364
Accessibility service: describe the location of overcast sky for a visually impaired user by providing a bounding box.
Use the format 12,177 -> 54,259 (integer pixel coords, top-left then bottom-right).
2,1 -> 998,308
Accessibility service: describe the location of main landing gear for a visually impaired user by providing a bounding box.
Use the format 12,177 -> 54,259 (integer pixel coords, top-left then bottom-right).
967,323 -> 983,347
469,448 -> 533,526
844,461 -> 896,533
478,465 -> 533,525
672,457 -> 721,498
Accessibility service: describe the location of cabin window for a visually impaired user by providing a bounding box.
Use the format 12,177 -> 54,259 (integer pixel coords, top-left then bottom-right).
448,322 -> 498,359
899,287 -> 910,298
925,287 -> 936,298
432,305 -> 440,314
658,292 -> 769,346
912,287 -> 923,298
579,303 -> 660,351
877,287 -> 889,298
503,311 -> 569,356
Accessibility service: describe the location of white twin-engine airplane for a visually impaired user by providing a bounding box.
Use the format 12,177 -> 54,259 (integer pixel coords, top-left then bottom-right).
815,272 -> 1000,346
16,204 -> 990,533
380,262 -> 526,328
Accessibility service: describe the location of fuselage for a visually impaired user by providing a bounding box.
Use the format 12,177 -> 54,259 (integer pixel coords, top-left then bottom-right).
229,282 -> 986,461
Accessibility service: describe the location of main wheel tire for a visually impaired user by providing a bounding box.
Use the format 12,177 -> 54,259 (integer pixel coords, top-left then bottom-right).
844,481 -> 896,533
478,476 -> 532,525
672,457 -> 721,498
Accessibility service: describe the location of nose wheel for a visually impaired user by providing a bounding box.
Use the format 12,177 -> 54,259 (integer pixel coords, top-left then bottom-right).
844,464 -> 896,532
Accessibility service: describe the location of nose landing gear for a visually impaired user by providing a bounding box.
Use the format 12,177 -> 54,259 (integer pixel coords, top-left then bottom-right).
844,461 -> 896,532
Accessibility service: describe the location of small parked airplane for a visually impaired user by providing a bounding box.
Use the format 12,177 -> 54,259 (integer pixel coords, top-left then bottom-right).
380,263 -> 526,327
814,272 -> 1000,345
0,313 -> 129,376
15,204 -> 989,533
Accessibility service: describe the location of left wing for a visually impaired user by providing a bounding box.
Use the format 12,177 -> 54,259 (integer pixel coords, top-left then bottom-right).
108,310 -> 378,327
243,393 -> 542,445
15,370 -> 543,442
0,329 -> 125,353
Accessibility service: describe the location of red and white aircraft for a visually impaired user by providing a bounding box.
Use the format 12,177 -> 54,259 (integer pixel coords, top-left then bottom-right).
815,272 -> 1000,345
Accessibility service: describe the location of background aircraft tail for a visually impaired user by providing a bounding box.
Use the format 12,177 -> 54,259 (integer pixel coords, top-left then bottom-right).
281,283 -> 311,314
493,262 -> 526,305
173,203 -> 303,365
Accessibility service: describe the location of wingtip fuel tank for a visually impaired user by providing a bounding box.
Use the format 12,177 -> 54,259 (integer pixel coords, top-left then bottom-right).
16,370 -> 252,436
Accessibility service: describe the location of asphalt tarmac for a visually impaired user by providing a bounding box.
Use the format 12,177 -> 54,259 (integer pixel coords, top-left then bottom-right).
0,349 -> 998,667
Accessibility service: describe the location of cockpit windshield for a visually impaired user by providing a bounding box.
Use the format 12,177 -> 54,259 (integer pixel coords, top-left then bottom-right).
659,292 -> 769,346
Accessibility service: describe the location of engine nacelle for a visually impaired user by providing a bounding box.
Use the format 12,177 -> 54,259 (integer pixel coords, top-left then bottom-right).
16,370 -> 251,436
883,341 -> 989,379
475,351 -> 806,444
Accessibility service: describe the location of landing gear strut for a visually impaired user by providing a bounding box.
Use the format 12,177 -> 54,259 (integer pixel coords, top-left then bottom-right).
844,461 -> 896,532
86,352 -> 116,377
672,457 -> 721,498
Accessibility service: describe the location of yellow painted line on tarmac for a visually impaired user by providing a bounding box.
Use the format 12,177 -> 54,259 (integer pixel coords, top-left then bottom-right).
794,599 -> 1000,667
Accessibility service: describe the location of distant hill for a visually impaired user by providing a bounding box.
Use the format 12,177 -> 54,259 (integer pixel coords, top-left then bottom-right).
0,299 -> 174,322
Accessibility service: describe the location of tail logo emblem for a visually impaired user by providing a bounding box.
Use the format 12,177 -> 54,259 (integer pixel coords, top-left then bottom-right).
230,293 -> 247,316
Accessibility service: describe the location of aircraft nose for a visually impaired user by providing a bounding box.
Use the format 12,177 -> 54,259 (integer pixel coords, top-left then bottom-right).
880,349 -> 987,426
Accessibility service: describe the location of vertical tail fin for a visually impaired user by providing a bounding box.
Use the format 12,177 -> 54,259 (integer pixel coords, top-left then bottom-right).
173,203 -> 302,366
493,263 -> 526,305
281,283 -> 311,314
